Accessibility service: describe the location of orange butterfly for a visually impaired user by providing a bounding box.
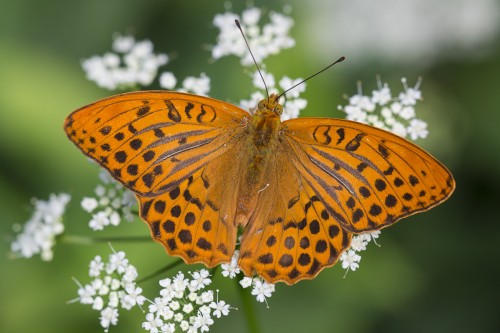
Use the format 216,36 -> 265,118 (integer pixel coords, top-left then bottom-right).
64,90 -> 455,284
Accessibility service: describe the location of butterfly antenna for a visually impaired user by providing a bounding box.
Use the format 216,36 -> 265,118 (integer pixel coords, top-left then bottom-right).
235,19 -> 270,100
276,56 -> 346,101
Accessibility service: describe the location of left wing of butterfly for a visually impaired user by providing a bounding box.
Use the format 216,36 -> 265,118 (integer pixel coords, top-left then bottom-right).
64,91 -> 251,266
237,117 -> 455,284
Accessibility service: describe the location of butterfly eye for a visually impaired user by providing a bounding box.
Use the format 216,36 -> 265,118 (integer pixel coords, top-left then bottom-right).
274,104 -> 283,115
258,101 -> 265,109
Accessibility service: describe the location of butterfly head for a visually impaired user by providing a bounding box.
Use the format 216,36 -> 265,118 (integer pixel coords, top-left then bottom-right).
256,93 -> 283,117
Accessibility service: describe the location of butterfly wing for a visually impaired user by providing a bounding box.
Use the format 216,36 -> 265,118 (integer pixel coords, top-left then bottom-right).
238,146 -> 352,285
282,118 -> 455,233
138,141 -> 245,266
65,91 -> 249,197
238,117 -> 454,284
65,91 -> 250,266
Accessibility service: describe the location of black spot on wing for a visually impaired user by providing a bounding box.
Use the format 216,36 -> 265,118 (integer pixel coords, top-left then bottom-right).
165,100 -> 181,122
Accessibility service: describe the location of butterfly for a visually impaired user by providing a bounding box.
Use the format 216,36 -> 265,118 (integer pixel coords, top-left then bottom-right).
64,90 -> 455,284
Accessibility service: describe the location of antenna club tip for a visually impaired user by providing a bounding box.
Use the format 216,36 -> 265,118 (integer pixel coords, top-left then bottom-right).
235,19 -> 241,28
338,56 -> 346,62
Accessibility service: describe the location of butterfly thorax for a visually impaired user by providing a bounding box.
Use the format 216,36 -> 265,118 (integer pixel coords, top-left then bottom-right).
236,96 -> 284,225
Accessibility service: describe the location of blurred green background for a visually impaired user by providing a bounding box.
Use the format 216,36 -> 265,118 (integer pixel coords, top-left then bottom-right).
1,0 -> 499,332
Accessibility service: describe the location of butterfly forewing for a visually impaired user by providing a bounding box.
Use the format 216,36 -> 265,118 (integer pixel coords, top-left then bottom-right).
283,118 -> 455,232
65,91 -> 249,196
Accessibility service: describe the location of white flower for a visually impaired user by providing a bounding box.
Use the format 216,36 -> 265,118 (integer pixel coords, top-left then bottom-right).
339,77 -> 425,141
221,250 -> 241,278
180,73 -> 210,96
112,35 -> 135,53
89,255 -> 104,277
82,34 -> 168,90
281,98 -> 307,121
242,7 -> 261,26
308,0 -> 500,65
174,313 -> 183,322
159,72 -> 177,90
161,323 -> 175,333
197,291 -> 214,305
180,321 -> 190,331
252,70 -> 275,90
74,249 -> 143,330
84,170 -> 137,231
371,84 -> 392,105
78,284 -> 96,304
122,265 -> 139,284
251,278 -> 275,304
366,230 -> 381,242
407,119 -> 429,140
11,193 -> 70,261
193,313 -> 214,332
183,303 -> 194,314
239,277 -> 253,288
89,211 -> 110,231
400,106 -> 416,120
212,8 -> 295,65
391,122 -> 408,137
391,102 -> 403,114
107,251 -> 128,274
142,313 -> 163,333
100,307 -> 119,330
93,296 -> 104,311
144,269 -> 232,333
279,76 -> 305,98
81,197 -> 99,212
109,211 -> 121,226
189,269 -> 212,291
169,300 -> 180,311
350,235 -> 368,252
122,285 -> 145,310
340,250 -> 361,271
172,272 -> 189,293
149,297 -> 168,315
210,300 -> 230,318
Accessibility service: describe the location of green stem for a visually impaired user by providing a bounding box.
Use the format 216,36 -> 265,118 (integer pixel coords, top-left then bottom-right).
236,278 -> 260,333
136,258 -> 184,284
60,234 -> 151,245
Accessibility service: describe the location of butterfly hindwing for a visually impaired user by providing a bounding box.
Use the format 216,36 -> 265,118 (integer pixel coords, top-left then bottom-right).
138,127 -> 247,267
238,149 -> 352,284
283,118 -> 455,233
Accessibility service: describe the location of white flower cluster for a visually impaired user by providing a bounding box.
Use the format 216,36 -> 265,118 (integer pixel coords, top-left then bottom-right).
11,193 -> 70,261
81,170 -> 136,231
159,72 -> 211,96
221,250 -> 275,306
239,70 -> 307,120
212,7 -> 295,66
82,34 -> 168,90
338,78 -> 428,141
142,269 -> 232,333
73,250 -> 145,332
309,0 -> 500,65
340,231 -> 381,274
